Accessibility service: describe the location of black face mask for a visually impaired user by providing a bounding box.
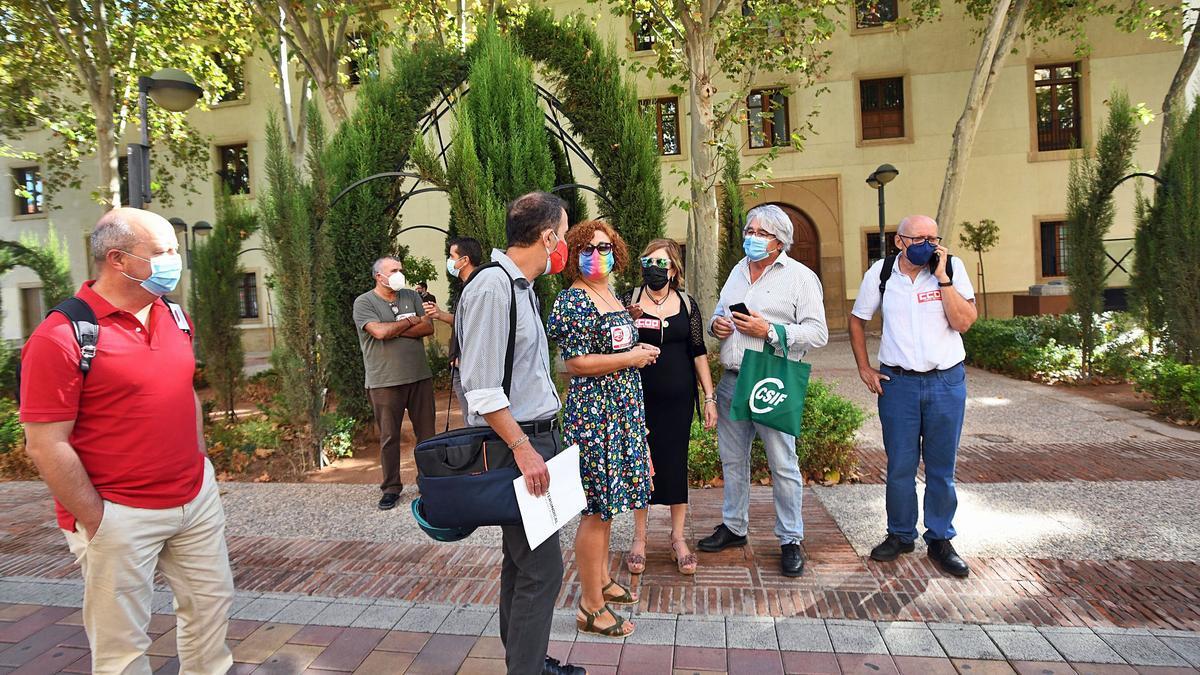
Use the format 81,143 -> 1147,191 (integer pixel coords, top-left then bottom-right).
642,266 -> 670,291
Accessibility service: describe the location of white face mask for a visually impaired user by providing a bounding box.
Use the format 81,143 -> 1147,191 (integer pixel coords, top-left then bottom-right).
447,256 -> 463,278
387,271 -> 406,291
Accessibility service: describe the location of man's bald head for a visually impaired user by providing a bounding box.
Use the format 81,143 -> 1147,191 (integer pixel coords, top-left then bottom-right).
91,208 -> 176,263
897,215 -> 939,238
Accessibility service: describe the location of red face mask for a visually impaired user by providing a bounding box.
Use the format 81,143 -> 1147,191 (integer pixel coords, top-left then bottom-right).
546,233 -> 568,275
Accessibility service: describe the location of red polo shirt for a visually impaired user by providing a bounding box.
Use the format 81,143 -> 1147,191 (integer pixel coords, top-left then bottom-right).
19,282 -> 204,531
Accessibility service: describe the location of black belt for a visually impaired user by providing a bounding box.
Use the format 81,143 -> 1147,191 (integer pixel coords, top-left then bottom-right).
881,362 -> 963,377
520,418 -> 559,435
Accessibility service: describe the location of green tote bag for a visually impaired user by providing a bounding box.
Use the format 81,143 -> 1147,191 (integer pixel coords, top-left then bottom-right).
729,324 -> 811,437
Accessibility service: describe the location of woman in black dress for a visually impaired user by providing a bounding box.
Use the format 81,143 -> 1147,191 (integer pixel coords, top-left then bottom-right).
621,239 -> 717,575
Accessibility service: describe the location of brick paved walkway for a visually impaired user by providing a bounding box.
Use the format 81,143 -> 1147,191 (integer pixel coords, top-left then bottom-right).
3,479 -> 1199,634
1,582 -> 1198,674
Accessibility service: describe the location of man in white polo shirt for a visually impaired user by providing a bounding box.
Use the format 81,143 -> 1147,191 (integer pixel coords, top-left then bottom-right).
848,214 -> 977,577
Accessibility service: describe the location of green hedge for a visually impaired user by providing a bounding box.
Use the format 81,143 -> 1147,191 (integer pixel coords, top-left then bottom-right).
1133,358 -> 1200,423
963,312 -> 1147,383
687,378 -> 865,485
0,397 -> 20,454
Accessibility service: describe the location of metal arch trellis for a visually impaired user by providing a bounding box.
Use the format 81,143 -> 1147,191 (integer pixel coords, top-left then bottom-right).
1097,171 -> 1167,283
348,82 -> 615,221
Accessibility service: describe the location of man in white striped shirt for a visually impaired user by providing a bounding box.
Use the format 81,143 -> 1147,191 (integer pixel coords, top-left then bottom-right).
699,204 -> 829,577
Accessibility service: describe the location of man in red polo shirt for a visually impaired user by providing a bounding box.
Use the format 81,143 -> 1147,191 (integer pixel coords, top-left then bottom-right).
21,208 -> 233,675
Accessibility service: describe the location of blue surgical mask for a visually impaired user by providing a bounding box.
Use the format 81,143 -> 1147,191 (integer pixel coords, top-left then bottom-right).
447,257 -> 463,278
121,251 -> 183,296
743,235 -> 773,262
904,240 -> 937,267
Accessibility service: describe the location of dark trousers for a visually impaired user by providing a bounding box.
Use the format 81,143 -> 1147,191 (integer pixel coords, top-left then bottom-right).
498,431 -> 565,675
368,378 -> 435,494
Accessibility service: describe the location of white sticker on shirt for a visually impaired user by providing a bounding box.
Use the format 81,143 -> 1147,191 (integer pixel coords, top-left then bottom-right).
634,317 -> 661,331
917,290 -> 942,304
611,325 -> 634,351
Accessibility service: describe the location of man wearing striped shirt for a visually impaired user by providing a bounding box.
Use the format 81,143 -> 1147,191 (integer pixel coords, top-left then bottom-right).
699,204 -> 829,577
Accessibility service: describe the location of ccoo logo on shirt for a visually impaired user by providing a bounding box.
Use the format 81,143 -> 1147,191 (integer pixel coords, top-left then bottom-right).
749,377 -> 789,414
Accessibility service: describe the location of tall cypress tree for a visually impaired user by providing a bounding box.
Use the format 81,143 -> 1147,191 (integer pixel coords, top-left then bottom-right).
466,23 -> 554,205
191,193 -> 251,421
718,148 -> 746,285
1066,90 -> 1139,378
1147,98 -> 1200,363
260,110 -> 326,466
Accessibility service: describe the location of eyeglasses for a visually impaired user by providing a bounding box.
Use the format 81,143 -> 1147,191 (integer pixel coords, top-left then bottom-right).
898,234 -> 943,245
743,229 -> 777,240
580,242 -> 615,254
640,257 -> 670,269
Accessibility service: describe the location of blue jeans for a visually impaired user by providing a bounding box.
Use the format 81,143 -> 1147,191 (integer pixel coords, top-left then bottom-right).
716,370 -> 804,545
878,362 -> 967,543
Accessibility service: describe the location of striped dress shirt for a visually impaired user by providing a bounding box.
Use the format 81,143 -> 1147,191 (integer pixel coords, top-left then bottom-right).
708,254 -> 829,371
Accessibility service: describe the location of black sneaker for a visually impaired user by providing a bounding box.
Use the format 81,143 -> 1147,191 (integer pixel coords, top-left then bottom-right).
378,493 -> 401,510
543,656 -> 586,674
781,543 -> 805,577
870,534 -> 916,562
697,523 -> 748,553
927,539 -> 970,577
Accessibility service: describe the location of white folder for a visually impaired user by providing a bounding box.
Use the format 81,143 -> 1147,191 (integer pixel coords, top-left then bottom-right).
513,444 -> 586,548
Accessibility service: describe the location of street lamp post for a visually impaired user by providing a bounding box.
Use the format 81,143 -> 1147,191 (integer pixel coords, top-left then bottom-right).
168,217 -> 213,269
128,68 -> 204,209
866,163 -> 899,263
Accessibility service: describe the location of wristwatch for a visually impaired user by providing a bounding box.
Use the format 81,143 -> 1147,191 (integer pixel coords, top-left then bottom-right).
938,280 -> 953,287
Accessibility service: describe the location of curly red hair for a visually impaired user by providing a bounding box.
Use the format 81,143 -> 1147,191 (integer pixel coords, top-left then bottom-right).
562,220 -> 629,283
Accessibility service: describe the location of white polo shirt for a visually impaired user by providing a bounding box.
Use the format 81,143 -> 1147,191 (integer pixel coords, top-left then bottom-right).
851,256 -> 975,372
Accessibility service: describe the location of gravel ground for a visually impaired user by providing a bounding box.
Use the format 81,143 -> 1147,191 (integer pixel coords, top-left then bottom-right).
812,479 -> 1200,561
804,337 -> 1199,447
219,481 -> 638,548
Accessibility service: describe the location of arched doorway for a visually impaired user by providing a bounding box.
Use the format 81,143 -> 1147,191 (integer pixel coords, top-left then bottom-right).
770,203 -> 821,277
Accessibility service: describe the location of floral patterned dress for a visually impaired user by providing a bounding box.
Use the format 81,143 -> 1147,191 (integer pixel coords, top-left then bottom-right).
547,287 -> 652,520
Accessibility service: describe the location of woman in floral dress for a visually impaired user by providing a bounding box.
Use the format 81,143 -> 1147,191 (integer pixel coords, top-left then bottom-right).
547,220 -> 659,639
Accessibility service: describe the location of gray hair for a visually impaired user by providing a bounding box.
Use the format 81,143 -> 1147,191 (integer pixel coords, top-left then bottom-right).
745,204 -> 793,250
371,256 -> 402,276
90,211 -> 140,263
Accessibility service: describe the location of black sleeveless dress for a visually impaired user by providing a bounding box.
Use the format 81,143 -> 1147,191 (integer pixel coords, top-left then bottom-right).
623,289 -> 707,505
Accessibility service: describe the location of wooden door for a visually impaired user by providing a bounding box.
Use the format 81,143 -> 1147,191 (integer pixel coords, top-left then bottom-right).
774,203 -> 821,277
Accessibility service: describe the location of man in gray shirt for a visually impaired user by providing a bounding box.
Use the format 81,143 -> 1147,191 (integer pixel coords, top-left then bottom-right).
456,192 -> 582,675
353,256 -> 434,510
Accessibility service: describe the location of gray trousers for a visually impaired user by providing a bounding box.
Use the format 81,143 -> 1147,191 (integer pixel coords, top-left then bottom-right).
498,431 -> 565,675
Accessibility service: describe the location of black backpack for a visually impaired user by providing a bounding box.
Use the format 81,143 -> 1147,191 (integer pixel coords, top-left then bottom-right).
15,295 -> 191,403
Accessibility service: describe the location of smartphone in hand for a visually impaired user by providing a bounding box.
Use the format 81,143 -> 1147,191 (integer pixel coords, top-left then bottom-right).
728,302 -> 750,317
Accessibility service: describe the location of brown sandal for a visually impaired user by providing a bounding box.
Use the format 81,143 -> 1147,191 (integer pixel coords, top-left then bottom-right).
602,579 -> 638,605
624,544 -> 646,575
672,539 -> 698,575
576,603 -> 634,638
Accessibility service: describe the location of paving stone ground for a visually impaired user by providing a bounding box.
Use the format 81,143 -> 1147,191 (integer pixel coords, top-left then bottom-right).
1,588 -> 1198,674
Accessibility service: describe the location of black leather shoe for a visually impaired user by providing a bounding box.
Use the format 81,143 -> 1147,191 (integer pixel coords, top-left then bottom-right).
927,539 -> 970,577
544,656 -> 586,675
781,543 -> 805,577
697,524 -> 748,553
378,493 -> 401,510
870,534 -> 916,562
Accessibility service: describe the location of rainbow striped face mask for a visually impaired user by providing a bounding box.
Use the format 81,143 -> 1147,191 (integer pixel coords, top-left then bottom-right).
579,250 -> 615,281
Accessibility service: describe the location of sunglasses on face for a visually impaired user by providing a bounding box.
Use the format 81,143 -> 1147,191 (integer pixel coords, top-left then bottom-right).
640,257 -> 670,269
580,242 -> 615,255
